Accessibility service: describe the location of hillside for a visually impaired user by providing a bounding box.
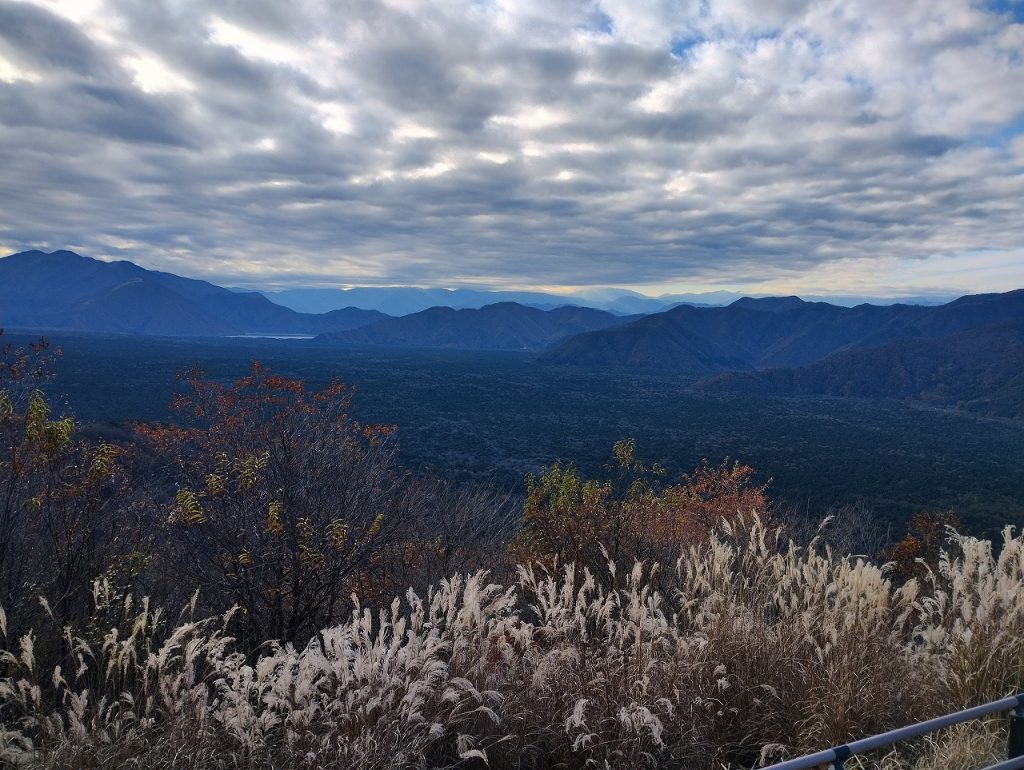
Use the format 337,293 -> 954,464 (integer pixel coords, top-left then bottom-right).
858,289 -> 1024,345
317,302 -> 636,351
541,291 -> 1024,375
540,298 -> 919,373
696,319 -> 1024,420
0,250 -> 387,336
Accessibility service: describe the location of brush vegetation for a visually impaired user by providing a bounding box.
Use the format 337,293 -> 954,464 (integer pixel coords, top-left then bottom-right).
1,333 -> 1022,769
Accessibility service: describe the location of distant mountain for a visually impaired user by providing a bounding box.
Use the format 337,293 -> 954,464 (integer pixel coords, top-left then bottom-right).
543,299 -> 890,374
261,287 -> 576,316
540,291 -> 1024,376
729,296 -> 808,313
258,284 -> 957,316
697,319 -> 1024,420
0,250 -> 388,336
599,295 -> 696,315
317,302 -> 637,351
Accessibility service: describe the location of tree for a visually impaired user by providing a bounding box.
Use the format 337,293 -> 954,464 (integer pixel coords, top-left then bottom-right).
139,362 -> 418,649
0,331 -> 59,411
0,332 -> 144,640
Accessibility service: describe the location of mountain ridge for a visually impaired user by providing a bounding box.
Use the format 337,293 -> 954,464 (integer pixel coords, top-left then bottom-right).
317,301 -> 638,352
256,286 -> 957,316
540,291 -> 1024,375
0,250 -> 388,337
696,318 -> 1024,420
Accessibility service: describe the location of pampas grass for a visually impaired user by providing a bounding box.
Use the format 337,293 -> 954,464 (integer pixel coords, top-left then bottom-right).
2,516 -> 1023,769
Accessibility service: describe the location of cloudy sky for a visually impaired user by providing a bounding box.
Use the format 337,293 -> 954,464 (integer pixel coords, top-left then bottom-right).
0,0 -> 1022,296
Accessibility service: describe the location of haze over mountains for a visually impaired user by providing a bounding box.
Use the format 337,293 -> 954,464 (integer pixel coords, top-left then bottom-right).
2,250 -> 1022,419
258,285 -> 955,317
259,287 -> 640,316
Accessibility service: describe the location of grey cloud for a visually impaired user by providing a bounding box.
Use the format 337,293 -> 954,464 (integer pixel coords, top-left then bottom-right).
588,43 -> 676,80
0,81 -> 197,146
503,45 -> 581,82
0,1 -> 111,77
0,0 -> 1021,293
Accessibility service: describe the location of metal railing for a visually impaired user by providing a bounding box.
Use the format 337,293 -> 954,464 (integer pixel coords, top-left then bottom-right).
760,693 -> 1024,770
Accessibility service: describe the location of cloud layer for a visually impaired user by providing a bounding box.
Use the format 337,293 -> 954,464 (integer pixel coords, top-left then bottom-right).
0,0 -> 1022,294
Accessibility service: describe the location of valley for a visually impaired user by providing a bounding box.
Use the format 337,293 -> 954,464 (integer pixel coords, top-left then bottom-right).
18,331 -> 1024,538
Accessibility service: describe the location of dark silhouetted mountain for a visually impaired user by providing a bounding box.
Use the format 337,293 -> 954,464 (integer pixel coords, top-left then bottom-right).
317,302 -> 636,351
538,306 -> 753,375
697,319 -> 1024,420
0,250 -> 388,336
540,290 -> 1024,376
857,290 -> 1024,345
729,296 -> 807,313
542,299 -> 893,373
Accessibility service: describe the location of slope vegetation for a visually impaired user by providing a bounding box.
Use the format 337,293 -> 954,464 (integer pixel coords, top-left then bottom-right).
698,319 -> 1024,419
318,302 -> 637,351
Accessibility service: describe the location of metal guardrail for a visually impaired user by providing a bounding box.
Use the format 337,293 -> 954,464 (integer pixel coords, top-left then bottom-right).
760,693 -> 1024,770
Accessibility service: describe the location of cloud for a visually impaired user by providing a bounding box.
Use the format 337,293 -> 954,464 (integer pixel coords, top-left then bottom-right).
0,0 -> 1021,294
0,0 -> 110,77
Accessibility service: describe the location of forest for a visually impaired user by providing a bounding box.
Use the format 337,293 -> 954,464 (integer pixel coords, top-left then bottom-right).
27,330 -> 1024,536
1,330 -> 1023,768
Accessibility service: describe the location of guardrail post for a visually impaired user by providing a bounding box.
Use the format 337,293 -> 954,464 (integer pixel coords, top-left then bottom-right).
1010,704 -> 1024,759
831,745 -> 851,769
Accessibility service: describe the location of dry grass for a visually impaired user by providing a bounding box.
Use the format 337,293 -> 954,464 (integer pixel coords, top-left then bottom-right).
2,516 -> 1023,769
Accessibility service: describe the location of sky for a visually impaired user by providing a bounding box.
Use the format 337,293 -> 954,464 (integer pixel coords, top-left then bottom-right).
0,0 -> 1022,297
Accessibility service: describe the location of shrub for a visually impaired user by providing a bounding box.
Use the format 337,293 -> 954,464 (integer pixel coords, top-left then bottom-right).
511,439 -> 769,573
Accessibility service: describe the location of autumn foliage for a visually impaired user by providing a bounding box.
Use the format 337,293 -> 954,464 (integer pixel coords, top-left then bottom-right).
511,438 -> 769,571
0,334 -> 143,643
881,510 -> 963,583
136,362 -> 412,648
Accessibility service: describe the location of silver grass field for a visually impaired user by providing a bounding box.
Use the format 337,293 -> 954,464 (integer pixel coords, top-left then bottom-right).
1,516 -> 1022,770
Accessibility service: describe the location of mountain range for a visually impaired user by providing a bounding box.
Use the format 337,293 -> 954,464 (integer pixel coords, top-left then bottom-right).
2,249 -> 1021,419
317,302 -> 637,351
0,250 -> 638,346
541,291 -> 1024,373
541,290 -> 1024,418
255,286 -> 955,316
257,286 -> 610,316
0,250 -> 387,336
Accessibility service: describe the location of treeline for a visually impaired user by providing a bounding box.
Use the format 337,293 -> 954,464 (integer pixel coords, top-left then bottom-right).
1,335 -> 527,654
0,332 -> 1011,770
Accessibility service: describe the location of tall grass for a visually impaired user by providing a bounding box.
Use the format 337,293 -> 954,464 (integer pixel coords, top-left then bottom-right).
2,517 -> 1022,769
